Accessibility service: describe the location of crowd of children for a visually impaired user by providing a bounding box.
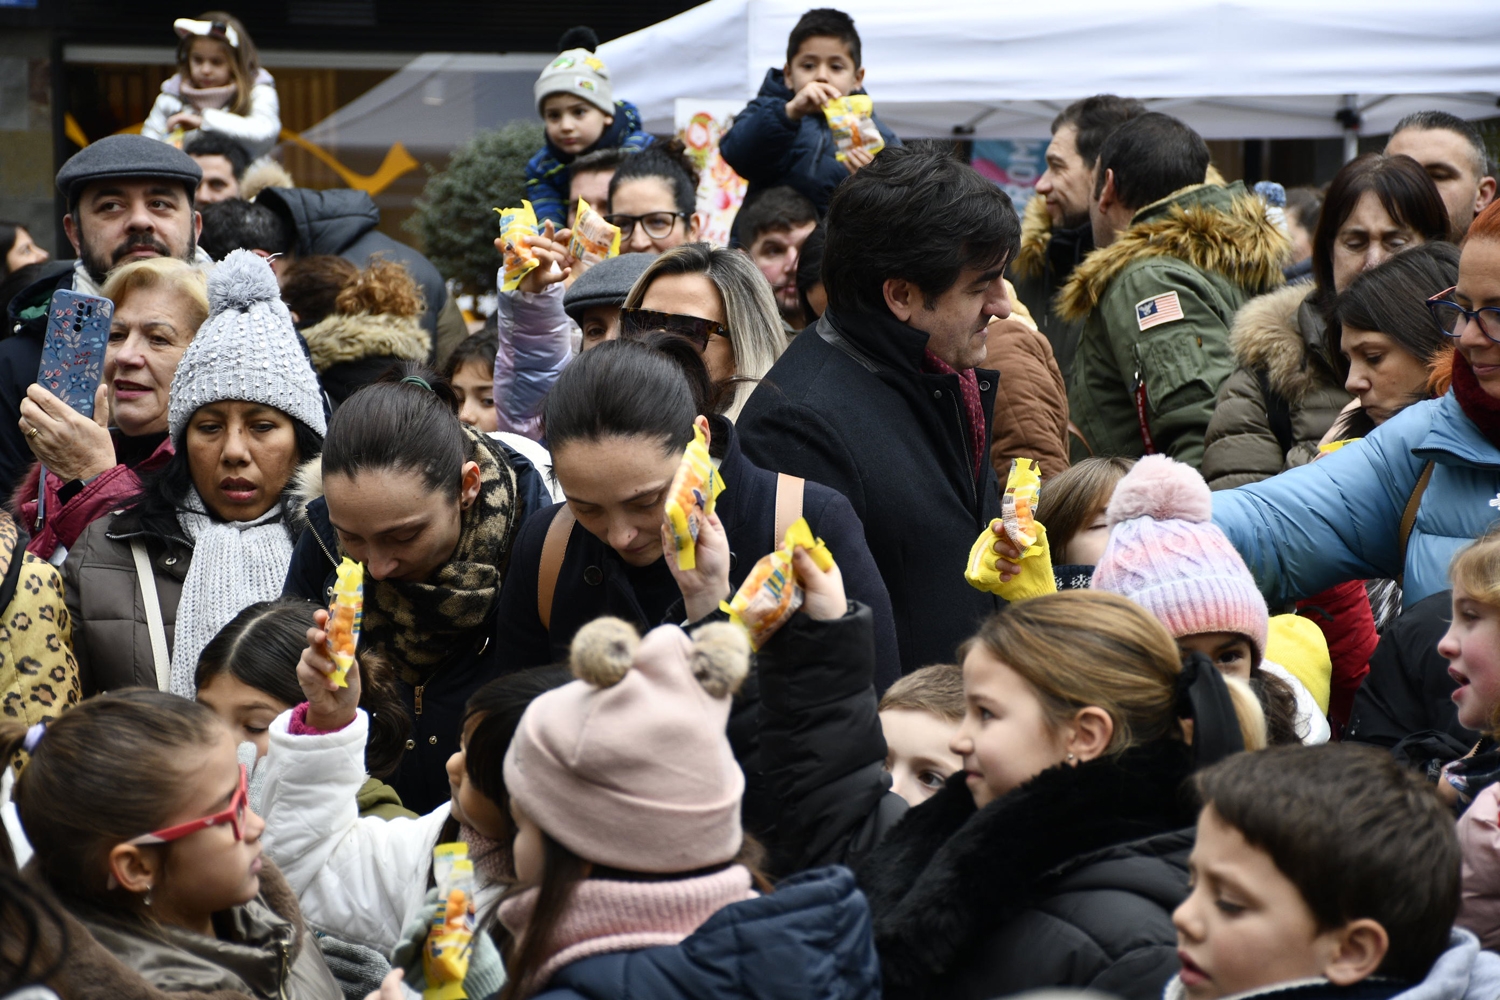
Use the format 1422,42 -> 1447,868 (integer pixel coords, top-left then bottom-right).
11,6 -> 1500,1000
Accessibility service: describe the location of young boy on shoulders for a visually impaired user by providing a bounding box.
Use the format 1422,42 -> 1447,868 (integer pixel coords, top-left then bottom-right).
720,8 -> 899,218
1172,744 -> 1499,1000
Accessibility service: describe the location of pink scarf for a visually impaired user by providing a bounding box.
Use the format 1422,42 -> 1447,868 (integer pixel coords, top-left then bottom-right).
497,865 -> 755,996
178,79 -> 238,111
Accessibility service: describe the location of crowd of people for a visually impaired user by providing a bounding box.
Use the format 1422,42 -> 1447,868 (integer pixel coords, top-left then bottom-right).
5,6 -> 1500,1000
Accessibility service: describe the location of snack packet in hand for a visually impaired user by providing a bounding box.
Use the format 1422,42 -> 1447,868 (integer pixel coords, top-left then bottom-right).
823,95 -> 885,163
495,201 -> 542,292
569,198 -> 621,266
999,458 -> 1041,549
423,843 -> 476,1000
965,459 -> 1054,601
663,422 -> 725,571
722,518 -> 835,650
325,558 -> 363,688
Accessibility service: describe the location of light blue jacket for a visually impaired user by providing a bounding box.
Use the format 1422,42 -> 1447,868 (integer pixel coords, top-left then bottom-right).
1213,392 -> 1500,610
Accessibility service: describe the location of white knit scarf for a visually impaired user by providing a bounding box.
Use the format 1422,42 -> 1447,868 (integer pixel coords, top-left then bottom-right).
168,489 -> 294,696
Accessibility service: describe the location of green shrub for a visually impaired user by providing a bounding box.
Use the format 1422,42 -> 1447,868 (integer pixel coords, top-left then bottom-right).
406,121 -> 545,294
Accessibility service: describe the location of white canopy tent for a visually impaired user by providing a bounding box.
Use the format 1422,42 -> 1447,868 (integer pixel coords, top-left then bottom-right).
598,0 -> 1500,144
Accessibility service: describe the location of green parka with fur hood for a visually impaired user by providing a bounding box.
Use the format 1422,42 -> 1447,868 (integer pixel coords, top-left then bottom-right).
1062,181 -> 1290,467
1200,284 -> 1352,490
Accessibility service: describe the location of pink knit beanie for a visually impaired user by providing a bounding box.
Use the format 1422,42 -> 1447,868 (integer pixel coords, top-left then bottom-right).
503,618 -> 750,874
1090,454 -> 1269,660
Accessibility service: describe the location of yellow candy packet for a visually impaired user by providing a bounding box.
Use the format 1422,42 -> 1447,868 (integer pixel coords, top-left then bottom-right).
823,95 -> 885,163
569,198 -> 621,266
325,558 -> 363,688
495,201 -> 542,292
664,423 -> 725,571
1000,458 -> 1042,549
722,518 -> 835,650
423,843 -> 476,1000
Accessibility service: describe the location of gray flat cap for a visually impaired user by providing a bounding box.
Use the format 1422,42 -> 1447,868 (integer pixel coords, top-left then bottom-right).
56,134 -> 202,201
563,252 -> 658,322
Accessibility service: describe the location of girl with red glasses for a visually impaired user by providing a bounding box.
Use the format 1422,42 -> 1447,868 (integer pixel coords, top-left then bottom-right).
0,689 -> 341,1000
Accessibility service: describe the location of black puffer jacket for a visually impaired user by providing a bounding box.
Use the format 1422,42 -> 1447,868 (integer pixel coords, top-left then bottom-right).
858,740 -> 1198,1000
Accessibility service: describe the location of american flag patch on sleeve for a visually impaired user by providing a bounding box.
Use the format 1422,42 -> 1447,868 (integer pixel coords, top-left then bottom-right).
1135,291 -> 1184,331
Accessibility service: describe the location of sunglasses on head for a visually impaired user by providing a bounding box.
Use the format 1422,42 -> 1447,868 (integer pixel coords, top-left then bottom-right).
619,307 -> 727,352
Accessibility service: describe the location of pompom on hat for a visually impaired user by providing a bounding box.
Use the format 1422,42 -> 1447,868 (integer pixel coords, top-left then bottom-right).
168,249 -> 326,439
1090,454 -> 1269,660
504,618 -> 750,873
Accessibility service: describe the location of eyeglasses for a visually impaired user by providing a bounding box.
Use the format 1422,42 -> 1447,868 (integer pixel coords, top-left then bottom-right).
126,764 -> 249,846
1428,286 -> 1500,344
619,307 -> 727,352
602,211 -> 688,240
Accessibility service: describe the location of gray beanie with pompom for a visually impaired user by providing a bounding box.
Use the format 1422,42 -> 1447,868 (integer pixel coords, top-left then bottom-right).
168,249 -> 327,439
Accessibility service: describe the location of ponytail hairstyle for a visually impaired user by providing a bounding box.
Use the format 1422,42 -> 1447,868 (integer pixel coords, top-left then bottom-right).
176,12 -> 260,116
0,690 -> 224,911
608,139 -> 700,218
195,598 -> 412,778
959,591 -> 1267,756
322,361 -> 471,499
542,335 -> 725,460
622,242 -> 788,418
0,863 -> 67,997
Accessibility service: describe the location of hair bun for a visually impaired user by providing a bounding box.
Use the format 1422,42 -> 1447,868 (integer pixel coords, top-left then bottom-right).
207,248 -> 280,316
1105,454 -> 1213,528
570,617 -> 638,687
689,621 -> 750,698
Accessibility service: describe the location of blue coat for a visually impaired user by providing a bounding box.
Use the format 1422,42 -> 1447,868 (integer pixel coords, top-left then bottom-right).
720,69 -> 900,219
1213,392 -> 1500,610
530,866 -> 881,1000
524,101 -> 654,226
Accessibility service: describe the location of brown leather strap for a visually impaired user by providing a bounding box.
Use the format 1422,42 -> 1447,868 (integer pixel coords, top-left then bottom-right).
537,505 -> 575,631
774,473 -> 805,543
1397,460 -> 1435,586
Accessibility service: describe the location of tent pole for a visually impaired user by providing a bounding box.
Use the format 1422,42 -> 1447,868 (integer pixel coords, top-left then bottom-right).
1338,94 -> 1361,163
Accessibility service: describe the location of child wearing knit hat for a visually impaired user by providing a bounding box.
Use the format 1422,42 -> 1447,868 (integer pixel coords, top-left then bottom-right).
1091,455 -> 1331,745
495,617 -> 880,1000
525,27 -> 655,227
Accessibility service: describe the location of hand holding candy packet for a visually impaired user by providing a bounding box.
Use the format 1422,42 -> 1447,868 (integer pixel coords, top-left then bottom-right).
495,201 -> 542,292
569,198 -> 621,267
325,557 -> 363,688
823,95 -> 886,163
664,422 -> 725,571
966,458 -> 1056,600
722,518 -> 835,650
423,843 -> 476,1000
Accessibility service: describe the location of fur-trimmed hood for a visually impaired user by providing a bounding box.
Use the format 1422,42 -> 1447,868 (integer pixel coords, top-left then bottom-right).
299,311 -> 430,373
859,739 -> 1197,1000
1012,193 -> 1055,280
1227,283 -> 1341,404
1058,181 -> 1289,323
242,157 -> 295,202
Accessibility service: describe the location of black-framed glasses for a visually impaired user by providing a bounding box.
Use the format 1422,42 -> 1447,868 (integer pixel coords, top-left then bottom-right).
1428,286 -> 1500,344
619,307 -> 726,351
602,211 -> 688,240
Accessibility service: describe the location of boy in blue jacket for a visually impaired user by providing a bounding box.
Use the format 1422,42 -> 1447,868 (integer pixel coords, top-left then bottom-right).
720,8 -> 899,220
525,27 -> 654,227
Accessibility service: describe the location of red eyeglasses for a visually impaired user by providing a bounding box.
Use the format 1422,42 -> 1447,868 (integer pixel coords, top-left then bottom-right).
126,764 -> 249,846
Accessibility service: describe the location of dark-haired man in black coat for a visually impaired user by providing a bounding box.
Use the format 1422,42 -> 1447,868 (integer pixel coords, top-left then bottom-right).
738,142 -> 1019,672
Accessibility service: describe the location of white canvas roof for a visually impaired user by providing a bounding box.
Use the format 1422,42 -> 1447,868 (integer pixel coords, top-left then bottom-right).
598,0 -> 1500,139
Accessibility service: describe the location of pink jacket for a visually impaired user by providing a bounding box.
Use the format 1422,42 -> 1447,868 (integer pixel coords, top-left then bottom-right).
1459,782 -> 1500,950
13,434 -> 174,559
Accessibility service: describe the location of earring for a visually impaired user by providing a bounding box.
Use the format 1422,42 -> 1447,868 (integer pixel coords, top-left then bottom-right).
142,885 -> 153,907
1066,752 -> 1076,763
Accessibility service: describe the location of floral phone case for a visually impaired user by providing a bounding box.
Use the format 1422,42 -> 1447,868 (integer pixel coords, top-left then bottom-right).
39,289 -> 113,418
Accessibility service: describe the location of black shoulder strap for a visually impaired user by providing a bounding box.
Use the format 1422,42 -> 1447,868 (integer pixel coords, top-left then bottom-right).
1255,366 -> 1296,458
0,527 -> 30,615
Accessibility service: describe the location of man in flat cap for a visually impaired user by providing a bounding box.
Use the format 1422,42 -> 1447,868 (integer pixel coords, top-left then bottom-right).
0,135 -> 211,498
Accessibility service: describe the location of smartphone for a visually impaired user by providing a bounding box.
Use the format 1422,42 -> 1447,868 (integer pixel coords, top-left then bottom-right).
39,288 -> 113,419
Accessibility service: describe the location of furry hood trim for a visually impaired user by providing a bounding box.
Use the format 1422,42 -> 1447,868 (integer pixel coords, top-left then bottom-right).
300,311 -> 431,373
1057,179 -> 1285,323
1012,194 -> 1054,281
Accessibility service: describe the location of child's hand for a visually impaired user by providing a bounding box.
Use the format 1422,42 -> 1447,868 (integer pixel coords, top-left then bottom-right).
298,608 -> 361,731
662,512 -> 732,623
363,969 -> 404,1000
842,145 -> 876,175
794,546 -> 847,620
785,81 -> 844,121
990,523 -> 1024,583
165,111 -> 203,131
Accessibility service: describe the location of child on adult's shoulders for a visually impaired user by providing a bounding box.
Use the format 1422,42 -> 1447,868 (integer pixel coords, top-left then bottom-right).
1170,743 -> 1498,1000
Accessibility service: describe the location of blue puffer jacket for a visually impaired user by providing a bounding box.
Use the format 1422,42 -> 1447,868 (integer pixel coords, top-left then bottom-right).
720,69 -> 900,219
530,867 -> 881,1000
525,100 -> 654,226
1213,392 -> 1500,610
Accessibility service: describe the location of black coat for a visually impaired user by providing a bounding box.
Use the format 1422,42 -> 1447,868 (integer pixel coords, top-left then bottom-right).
256,187 -> 447,343
0,262 -> 74,500
737,309 -> 1003,671
1345,589 -> 1479,773
858,740 -> 1199,1000
281,438 -> 551,814
490,417 -> 901,689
